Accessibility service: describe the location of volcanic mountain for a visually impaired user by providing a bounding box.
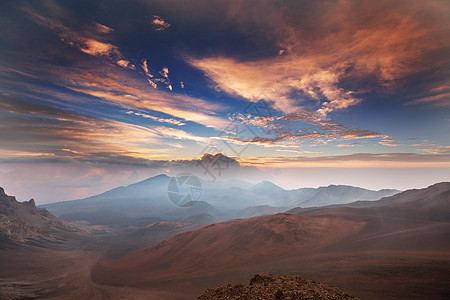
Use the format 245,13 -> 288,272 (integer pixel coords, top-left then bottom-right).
92,182 -> 450,299
41,172 -> 399,226
0,187 -> 84,243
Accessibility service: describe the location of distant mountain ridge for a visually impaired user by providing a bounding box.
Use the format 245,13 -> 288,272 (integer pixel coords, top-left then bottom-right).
92,182 -> 450,299
41,174 -> 400,225
293,184 -> 399,207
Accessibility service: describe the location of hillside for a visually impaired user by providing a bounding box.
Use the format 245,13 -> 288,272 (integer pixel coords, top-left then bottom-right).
0,187 -> 85,243
92,182 -> 450,299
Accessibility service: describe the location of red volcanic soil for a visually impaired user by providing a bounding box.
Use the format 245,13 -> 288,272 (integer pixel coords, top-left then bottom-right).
92,214 -> 365,295
92,183 -> 450,299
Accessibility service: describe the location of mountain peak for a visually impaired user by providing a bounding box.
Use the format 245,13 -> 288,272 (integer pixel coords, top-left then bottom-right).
250,181 -> 284,195
200,153 -> 239,164
0,187 -> 5,197
253,180 -> 283,189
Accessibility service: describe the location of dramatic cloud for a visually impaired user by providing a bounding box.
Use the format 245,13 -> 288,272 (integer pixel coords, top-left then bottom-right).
0,0 -> 448,202
227,112 -> 384,147
50,64 -> 229,129
0,96 -> 215,164
189,0 -> 450,116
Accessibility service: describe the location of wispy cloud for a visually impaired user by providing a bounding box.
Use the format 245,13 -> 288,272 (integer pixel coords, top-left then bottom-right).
24,8 -> 135,70
337,142 -> 367,147
240,152 -> 450,168
409,92 -> 450,106
51,64 -> 229,129
152,15 -> 171,31
418,146 -> 450,154
226,112 -> 384,147
3,4 -> 230,132
126,110 -> 185,126
95,23 -> 113,34
378,138 -> 400,147
0,96 -> 213,164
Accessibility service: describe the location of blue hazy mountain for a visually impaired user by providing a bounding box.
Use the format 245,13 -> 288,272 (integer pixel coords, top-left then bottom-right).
41,174 -> 400,226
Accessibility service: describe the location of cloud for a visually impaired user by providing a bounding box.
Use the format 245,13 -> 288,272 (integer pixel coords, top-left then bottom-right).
189,56 -> 361,116
152,15 -> 171,31
239,152 -> 450,168
418,146 -> 450,154
188,0 -> 450,116
25,9 -> 118,57
2,44 -> 229,131
227,112 -> 384,147
23,8 -> 137,70
141,59 -> 151,76
337,142 -> 367,147
378,138 -> 400,147
95,23 -> 113,34
127,110 -> 185,126
117,60 -> 135,69
0,96 -> 215,165
139,59 -> 173,90
276,149 -> 322,154
52,64 -> 229,129
409,92 -> 450,106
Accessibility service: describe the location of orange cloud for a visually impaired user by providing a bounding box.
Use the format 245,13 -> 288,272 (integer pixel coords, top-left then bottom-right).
39,60 -> 230,130
0,96 -> 214,163
418,146 -> 450,154
24,8 -> 137,71
227,112 -> 384,147
239,153 -> 450,168
189,0 -> 449,116
152,15 -> 171,31
409,92 -> 450,106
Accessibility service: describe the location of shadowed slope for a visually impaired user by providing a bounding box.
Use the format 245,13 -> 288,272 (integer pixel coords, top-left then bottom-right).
92,213 -> 365,287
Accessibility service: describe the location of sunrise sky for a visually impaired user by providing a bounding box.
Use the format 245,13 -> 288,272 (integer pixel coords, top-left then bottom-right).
0,0 -> 449,203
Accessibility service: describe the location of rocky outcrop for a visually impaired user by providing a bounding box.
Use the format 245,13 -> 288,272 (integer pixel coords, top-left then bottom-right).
0,187 -> 83,242
198,274 -> 357,299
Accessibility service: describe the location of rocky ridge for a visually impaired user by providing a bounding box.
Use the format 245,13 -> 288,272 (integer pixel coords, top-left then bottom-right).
198,274 -> 357,299
0,187 -> 83,242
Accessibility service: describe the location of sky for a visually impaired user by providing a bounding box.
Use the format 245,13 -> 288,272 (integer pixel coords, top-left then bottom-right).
0,0 -> 449,203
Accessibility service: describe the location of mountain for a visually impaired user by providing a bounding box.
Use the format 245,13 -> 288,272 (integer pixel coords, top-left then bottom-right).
43,174 -> 172,216
92,182 -> 450,299
289,182 -> 450,222
347,182 -> 450,208
0,187 -> 85,243
41,174 -> 399,227
291,185 -> 400,207
249,180 -> 284,195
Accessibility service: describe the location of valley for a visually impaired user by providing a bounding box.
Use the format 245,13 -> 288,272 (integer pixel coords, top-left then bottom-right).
1,179 -> 449,299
